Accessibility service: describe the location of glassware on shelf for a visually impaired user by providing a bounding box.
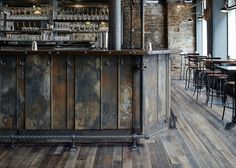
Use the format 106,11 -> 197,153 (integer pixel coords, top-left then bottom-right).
55,7 -> 108,21
6,21 -> 14,31
22,22 -> 26,31
6,7 -> 49,20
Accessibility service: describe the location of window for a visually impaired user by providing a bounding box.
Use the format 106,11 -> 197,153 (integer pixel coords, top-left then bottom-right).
202,0 -> 208,55
202,19 -> 208,56
228,9 -> 236,59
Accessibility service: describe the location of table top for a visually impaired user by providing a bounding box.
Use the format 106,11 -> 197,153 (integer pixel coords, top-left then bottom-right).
187,55 -> 207,58
216,65 -> 236,73
205,59 -> 236,64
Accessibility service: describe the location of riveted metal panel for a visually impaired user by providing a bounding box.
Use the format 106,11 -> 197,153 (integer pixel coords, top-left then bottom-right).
0,56 -> 17,129
25,55 -> 51,129
143,55 -> 158,129
75,56 -> 101,130
67,55 -> 75,129
133,57 -> 141,131
119,56 -> 133,129
101,56 -> 118,129
52,55 -> 67,129
17,55 -> 25,129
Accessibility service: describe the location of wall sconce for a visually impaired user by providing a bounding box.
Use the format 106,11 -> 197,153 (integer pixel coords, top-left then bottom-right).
197,15 -> 204,20
220,1 -> 229,13
188,18 -> 193,22
196,9 -> 211,21
190,12 -> 204,20
221,0 -> 236,12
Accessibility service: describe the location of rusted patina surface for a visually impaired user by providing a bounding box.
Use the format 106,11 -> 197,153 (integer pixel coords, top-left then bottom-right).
75,56 -> 101,129
67,55 -> 75,129
119,56 -> 133,129
132,57 -> 141,131
52,55 -> 67,129
0,56 -> 16,129
17,55 -> 25,129
143,55 -> 158,128
25,55 -> 51,129
0,49 -> 172,137
157,54 -> 170,122
101,56 -> 118,129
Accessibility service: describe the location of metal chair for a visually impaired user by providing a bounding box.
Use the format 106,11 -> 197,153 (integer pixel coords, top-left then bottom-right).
222,81 -> 235,120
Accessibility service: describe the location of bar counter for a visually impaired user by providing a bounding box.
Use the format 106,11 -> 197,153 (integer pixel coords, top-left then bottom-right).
0,48 -> 178,143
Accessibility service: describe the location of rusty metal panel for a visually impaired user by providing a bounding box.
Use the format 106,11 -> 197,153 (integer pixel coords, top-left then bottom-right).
143,55 -> 158,130
0,56 -> 17,129
75,56 -> 101,130
67,56 -> 75,129
17,56 -> 25,129
25,55 -> 51,129
101,56 -> 118,129
52,55 -> 67,129
157,55 -> 169,122
119,56 -> 133,129
133,57 -> 141,131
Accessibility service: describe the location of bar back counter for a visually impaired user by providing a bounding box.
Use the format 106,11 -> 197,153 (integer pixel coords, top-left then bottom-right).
0,49 -> 177,144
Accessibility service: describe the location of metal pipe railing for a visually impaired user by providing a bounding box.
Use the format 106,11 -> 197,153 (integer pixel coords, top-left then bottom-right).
0,133 -> 149,151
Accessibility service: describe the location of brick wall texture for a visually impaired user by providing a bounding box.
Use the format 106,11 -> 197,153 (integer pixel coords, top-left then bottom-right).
167,2 -> 195,78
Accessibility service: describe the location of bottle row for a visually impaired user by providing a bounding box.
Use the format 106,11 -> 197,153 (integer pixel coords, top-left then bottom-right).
0,20 -> 109,32
55,7 -> 109,21
0,32 -> 97,42
0,7 -> 109,21
54,22 -> 108,32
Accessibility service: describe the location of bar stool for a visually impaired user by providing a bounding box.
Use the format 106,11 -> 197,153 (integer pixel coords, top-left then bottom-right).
193,57 -> 222,100
222,81 -> 235,120
179,53 -> 185,80
184,53 -> 199,90
182,52 -> 198,80
204,60 -> 228,107
192,56 -> 206,100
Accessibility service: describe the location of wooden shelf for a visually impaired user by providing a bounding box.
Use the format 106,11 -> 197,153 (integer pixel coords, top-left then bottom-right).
0,28 -> 52,33
6,17 -> 49,21
53,29 -> 106,33
0,40 -> 95,43
53,19 -> 108,22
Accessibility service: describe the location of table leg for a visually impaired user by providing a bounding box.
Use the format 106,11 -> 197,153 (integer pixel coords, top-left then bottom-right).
180,55 -> 183,80
225,75 -> 236,129
233,75 -> 236,122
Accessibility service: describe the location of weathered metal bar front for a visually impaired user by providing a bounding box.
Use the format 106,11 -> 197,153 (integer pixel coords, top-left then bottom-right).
0,49 -> 173,142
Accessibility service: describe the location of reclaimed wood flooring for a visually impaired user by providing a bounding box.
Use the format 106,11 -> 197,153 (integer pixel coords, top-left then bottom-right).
0,80 -> 235,168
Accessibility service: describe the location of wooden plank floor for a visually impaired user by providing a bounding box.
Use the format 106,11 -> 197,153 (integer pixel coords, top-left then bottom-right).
159,79 -> 236,168
0,80 -> 236,168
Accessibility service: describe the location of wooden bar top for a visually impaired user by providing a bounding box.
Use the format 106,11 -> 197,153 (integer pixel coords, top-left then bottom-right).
0,49 -> 145,56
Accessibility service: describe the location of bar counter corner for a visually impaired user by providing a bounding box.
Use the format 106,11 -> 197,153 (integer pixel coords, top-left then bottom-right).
0,48 -> 179,143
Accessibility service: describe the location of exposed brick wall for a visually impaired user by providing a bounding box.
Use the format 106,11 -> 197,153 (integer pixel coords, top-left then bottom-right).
144,3 -> 165,49
167,2 -> 195,79
122,0 -> 142,49
122,0 -> 132,48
